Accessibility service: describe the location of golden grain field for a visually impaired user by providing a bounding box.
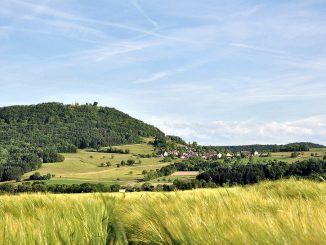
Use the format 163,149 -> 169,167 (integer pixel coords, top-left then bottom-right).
0,179 -> 325,245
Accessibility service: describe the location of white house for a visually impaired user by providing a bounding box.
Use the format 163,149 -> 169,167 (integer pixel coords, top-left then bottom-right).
217,153 -> 223,159
253,151 -> 259,156
226,153 -> 233,158
163,152 -> 169,157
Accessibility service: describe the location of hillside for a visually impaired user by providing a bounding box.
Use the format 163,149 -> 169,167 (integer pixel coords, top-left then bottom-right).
0,102 -> 163,148
0,102 -> 164,181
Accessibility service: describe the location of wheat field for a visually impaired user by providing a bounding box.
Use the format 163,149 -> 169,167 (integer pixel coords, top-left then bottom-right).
0,179 -> 325,244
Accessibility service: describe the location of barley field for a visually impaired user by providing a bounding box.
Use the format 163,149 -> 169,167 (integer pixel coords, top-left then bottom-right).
0,179 -> 325,244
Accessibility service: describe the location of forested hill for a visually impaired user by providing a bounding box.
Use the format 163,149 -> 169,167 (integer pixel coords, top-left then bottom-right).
0,102 -> 164,149
203,142 -> 325,153
0,102 -> 164,182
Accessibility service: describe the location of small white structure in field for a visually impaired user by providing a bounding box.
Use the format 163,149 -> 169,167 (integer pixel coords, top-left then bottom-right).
163,152 -> 169,157
226,153 -> 233,158
254,151 -> 259,156
217,153 -> 223,159
119,189 -> 126,193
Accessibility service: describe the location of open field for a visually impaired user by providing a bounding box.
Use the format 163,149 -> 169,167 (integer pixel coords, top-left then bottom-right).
22,142 -> 169,185
0,179 -> 325,244
171,171 -> 200,176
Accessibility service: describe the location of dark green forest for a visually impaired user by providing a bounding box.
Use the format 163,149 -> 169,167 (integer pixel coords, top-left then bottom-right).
0,102 -> 164,181
145,158 -> 326,189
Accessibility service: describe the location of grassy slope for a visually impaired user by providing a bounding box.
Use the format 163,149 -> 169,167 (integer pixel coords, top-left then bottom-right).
0,179 -> 325,244
22,141 -> 170,185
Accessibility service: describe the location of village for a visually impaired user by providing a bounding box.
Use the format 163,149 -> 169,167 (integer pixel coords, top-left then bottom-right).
158,147 -> 261,160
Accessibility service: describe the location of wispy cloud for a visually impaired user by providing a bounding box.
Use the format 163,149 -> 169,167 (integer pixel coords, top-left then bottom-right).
134,72 -> 168,84
238,4 -> 263,17
6,0 -> 176,41
133,59 -> 213,85
131,0 -> 159,29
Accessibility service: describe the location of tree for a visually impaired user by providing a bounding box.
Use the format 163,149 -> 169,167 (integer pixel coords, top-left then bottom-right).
46,173 -> 52,180
127,159 -> 135,166
29,172 -> 42,180
291,152 -> 299,158
0,148 -> 9,164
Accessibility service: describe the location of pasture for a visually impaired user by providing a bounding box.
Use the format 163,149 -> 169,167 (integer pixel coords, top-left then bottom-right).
0,180 -> 325,244
23,142 -> 168,185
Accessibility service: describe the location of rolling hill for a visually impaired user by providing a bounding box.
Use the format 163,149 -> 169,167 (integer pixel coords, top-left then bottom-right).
0,102 -> 164,148
0,102 -> 164,181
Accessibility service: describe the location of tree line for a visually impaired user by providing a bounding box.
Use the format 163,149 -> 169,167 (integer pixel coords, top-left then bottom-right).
97,147 -> 130,154
202,142 -> 324,153
145,158 -> 326,186
0,182 -> 122,194
197,158 -> 326,186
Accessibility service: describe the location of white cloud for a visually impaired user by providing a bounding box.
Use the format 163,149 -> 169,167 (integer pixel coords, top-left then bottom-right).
147,115 -> 326,145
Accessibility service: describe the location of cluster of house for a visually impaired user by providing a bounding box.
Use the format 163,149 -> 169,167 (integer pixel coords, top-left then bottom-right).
159,149 -> 200,159
159,149 -> 260,160
223,151 -> 260,158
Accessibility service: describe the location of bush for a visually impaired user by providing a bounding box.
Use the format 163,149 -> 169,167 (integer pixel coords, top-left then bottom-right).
29,172 -> 52,180
291,152 -> 300,158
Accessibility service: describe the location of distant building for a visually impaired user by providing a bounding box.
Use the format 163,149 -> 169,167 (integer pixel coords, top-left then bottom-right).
217,153 -> 223,159
253,151 -> 259,156
226,153 -> 233,158
163,152 -> 169,157
119,189 -> 126,193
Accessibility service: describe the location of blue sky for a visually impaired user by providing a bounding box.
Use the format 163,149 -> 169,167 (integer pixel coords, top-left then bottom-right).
1,0 -> 326,145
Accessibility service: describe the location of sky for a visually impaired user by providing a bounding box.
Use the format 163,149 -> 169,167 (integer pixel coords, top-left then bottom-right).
0,0 -> 326,145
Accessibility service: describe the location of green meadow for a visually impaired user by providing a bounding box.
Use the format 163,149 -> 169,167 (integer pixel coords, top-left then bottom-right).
22,143 -> 169,185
